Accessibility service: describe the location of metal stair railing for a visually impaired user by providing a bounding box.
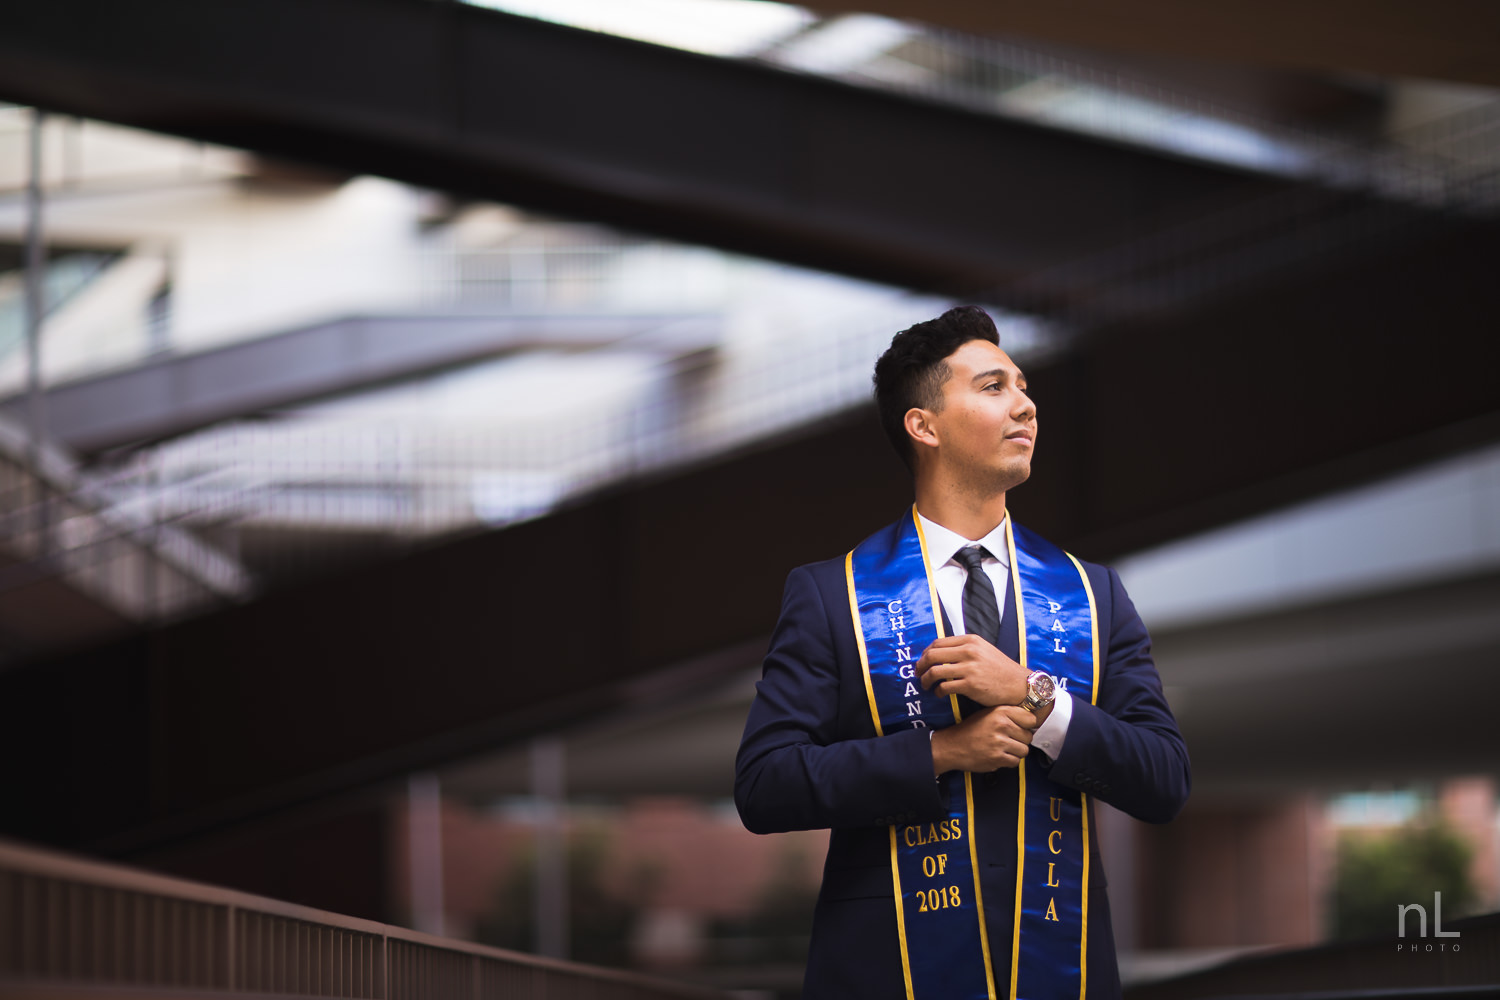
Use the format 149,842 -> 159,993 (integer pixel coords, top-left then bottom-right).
45,127 -> 1500,575
8,72 -> 1500,598
754,14 -> 1500,334
757,16 -> 1500,214
0,412 -> 250,625
0,837 -> 725,1000
982,109 -> 1500,334
1123,912 -> 1500,999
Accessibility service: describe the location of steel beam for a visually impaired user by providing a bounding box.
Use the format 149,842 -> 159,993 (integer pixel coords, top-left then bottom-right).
0,0 -> 1280,296
0,312 -> 717,453
806,0 -> 1500,90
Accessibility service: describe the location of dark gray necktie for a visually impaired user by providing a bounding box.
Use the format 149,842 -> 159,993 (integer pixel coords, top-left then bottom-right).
953,545 -> 1001,647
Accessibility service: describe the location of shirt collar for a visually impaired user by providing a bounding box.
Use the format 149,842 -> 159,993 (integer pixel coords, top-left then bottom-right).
915,509 -> 1011,570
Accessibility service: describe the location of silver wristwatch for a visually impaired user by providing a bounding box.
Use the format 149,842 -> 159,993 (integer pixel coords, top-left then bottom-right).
1019,670 -> 1057,713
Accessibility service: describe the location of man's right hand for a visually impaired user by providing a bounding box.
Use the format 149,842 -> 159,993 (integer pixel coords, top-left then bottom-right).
930,706 -> 1038,776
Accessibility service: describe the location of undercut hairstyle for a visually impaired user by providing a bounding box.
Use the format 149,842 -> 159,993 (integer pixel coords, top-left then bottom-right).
872,305 -> 1000,471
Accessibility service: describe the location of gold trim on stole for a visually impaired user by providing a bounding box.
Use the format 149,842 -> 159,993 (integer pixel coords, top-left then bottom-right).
844,506 -> 1002,1000
1002,526 -> 1099,1000
1065,552 -> 1100,1000
1003,520 -> 1027,1000
913,508 -> 997,1000
845,550 -> 914,999
847,552 -> 885,740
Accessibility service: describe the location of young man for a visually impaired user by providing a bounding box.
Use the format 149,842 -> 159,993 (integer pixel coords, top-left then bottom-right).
734,306 -> 1189,999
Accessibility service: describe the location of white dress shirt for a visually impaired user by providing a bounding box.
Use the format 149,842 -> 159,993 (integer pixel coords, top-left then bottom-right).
915,510 -> 1074,760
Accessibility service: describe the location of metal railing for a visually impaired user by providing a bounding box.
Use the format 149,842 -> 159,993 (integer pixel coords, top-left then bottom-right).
4,45 -> 1499,614
74,291 -> 954,542
0,104 -> 735,396
0,225 -> 946,619
0,236 -> 732,397
0,837 -> 725,1000
0,413 -> 250,626
416,241 -> 732,313
750,14 -> 1500,338
1126,913 -> 1500,999
757,14 -> 1500,213
24,109 -> 1500,580
965,98 -> 1500,336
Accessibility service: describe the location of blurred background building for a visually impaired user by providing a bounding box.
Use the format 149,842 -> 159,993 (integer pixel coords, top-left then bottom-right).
1,1 -> 1499,997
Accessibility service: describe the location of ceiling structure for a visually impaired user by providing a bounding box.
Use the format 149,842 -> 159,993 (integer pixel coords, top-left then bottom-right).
0,0 -> 1313,296
801,0 -> 1500,88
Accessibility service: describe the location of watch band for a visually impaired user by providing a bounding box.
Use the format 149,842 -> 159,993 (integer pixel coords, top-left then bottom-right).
1020,670 -> 1055,713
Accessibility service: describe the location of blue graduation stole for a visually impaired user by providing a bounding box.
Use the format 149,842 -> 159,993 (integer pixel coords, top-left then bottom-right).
844,506 -> 1100,1000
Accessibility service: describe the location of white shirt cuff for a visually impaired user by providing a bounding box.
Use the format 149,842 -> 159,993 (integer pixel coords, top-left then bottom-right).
1031,688 -> 1073,760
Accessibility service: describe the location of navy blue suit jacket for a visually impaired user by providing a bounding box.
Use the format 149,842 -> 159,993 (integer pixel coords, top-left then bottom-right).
734,517 -> 1190,998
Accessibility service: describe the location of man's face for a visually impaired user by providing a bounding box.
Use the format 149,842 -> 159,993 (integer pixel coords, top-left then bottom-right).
921,339 -> 1036,491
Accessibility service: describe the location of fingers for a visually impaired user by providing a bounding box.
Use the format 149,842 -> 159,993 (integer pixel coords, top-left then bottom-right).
979,734 -> 1030,770
992,713 -> 1035,746
995,705 -> 1040,731
912,646 -> 952,678
922,665 -> 990,700
917,636 -> 994,689
919,663 -> 961,692
922,661 -> 1023,708
914,634 -> 990,676
988,746 -> 1029,770
935,708 -> 1038,773
978,708 -> 1032,769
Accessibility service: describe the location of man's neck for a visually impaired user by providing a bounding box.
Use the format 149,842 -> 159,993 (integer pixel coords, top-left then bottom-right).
913,476 -> 1008,542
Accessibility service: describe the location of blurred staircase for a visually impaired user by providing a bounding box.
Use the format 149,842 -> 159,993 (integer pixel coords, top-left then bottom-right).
0,412 -> 249,660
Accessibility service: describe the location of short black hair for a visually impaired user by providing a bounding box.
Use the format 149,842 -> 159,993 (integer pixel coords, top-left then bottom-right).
872,305 -> 1000,471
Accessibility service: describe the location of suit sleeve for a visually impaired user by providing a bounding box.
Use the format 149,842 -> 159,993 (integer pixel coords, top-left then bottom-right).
735,565 -> 947,834
1044,566 -> 1191,824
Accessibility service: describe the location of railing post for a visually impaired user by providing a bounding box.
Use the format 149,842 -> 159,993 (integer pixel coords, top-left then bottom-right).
531,737 -> 568,961
23,106 -> 50,563
407,773 -> 445,937
226,903 -> 236,991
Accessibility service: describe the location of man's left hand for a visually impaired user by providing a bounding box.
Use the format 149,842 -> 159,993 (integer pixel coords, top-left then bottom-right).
914,634 -> 1030,707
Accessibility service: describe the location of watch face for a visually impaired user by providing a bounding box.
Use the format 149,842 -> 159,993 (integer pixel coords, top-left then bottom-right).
1029,672 -> 1056,701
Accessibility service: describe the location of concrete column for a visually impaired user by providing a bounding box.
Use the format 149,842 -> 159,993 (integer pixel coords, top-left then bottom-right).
23,107 -> 50,560
408,772 -> 446,936
530,737 -> 568,959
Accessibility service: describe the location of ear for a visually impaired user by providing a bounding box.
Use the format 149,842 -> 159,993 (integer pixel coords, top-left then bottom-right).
904,407 -> 939,452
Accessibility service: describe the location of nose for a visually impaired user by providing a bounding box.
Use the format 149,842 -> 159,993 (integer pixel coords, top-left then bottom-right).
1013,386 -> 1036,421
